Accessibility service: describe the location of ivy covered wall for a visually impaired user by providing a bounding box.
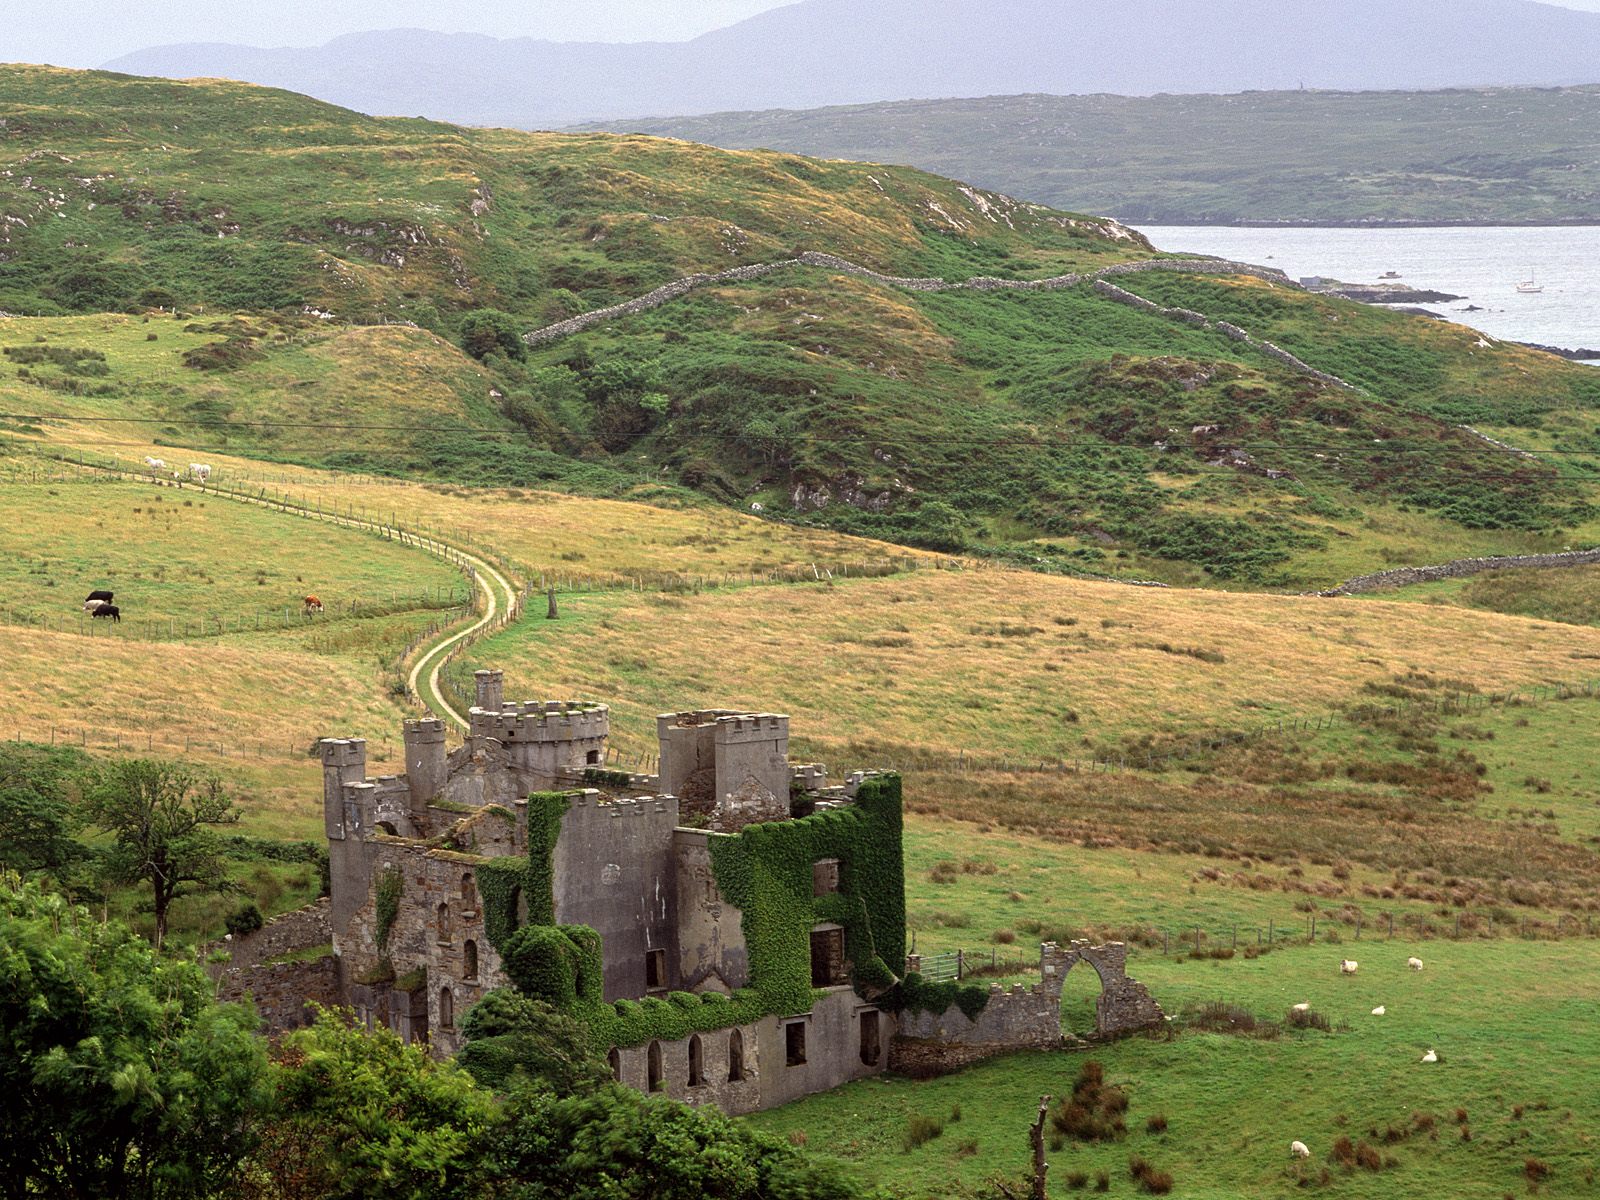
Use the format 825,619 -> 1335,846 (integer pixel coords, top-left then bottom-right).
469,776 -> 917,1051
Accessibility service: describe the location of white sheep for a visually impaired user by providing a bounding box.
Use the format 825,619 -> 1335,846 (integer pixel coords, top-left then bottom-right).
1340,959 -> 1359,975
143,456 -> 166,470
1290,1141 -> 1311,1159
1421,1049 -> 1438,1063
1291,1002 -> 1310,1013
1371,1006 -> 1386,1016
188,463 -> 212,482
1408,957 -> 1423,971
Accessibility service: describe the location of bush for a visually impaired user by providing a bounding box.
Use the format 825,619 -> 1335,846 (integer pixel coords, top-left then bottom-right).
459,308 -> 526,361
1129,1155 -> 1174,1194
902,1113 -> 945,1152
1051,1061 -> 1128,1142
225,902 -> 264,938
1146,1113 -> 1168,1134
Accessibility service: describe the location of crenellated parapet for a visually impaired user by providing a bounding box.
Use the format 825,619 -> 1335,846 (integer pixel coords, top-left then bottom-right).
469,700 -> 610,745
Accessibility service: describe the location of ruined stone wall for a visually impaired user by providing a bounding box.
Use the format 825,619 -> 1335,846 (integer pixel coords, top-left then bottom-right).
552,792 -> 681,1001
217,956 -> 340,1033
891,942 -> 1164,1076
1092,278 -> 1359,392
520,252 -> 1296,349
220,899 -> 331,972
674,830 -> 749,993
1325,547 -> 1600,595
612,988 -> 889,1115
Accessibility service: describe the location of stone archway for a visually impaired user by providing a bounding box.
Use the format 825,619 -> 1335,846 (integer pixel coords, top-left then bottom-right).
1041,941 -> 1165,1039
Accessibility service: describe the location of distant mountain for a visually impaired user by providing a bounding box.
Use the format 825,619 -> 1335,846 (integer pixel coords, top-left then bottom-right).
104,0 -> 1600,130
583,86 -> 1600,226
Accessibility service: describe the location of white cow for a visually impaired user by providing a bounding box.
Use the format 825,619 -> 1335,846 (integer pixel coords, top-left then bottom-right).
188,463 -> 212,482
143,456 -> 166,471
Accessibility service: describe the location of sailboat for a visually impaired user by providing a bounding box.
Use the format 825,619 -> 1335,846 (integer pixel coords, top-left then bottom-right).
1516,272 -> 1544,294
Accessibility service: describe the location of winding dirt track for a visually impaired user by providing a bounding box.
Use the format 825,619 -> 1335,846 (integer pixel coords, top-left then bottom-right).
54,457 -> 517,731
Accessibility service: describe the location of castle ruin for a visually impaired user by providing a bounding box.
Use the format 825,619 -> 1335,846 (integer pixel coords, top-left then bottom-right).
224,669 -> 1163,1115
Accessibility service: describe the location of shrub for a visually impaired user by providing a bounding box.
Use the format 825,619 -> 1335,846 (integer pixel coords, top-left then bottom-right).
902,1113 -> 945,1152
1129,1155 -> 1174,1194
459,308 -> 526,361
1146,1113 -> 1168,1134
1096,1172 -> 1110,1192
225,902 -> 264,938
1525,1158 -> 1552,1184
1065,1170 -> 1089,1189
1052,1061 -> 1128,1142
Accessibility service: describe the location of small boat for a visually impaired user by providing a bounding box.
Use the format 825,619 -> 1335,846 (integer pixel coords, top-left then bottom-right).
1381,270 -> 1402,279
1516,273 -> 1544,294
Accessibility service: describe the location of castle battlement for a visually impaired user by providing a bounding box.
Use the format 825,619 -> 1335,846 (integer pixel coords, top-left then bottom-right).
468,703 -> 610,743
320,737 -> 367,768
713,714 -> 788,743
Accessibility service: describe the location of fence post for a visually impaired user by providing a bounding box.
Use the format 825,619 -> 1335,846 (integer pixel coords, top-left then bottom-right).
1268,919 -> 1274,945
1163,929 -> 1169,955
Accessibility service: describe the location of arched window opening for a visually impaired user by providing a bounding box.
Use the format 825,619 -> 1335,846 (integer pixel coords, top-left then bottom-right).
461,873 -> 477,912
437,900 -> 451,943
607,1048 -> 622,1082
438,986 -> 454,1029
688,1035 -> 704,1087
728,1028 -> 746,1081
463,939 -> 478,981
647,1041 -> 664,1093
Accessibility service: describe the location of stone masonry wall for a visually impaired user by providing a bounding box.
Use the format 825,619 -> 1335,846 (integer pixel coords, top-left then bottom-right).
216,898 -> 332,972
216,956 -> 340,1033
521,252 -> 1295,348
891,941 -> 1164,1076
1324,547 -> 1600,596
1092,278 -> 1359,392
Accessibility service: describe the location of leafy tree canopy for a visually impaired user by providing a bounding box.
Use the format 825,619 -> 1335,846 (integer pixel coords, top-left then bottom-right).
0,874 -> 269,1200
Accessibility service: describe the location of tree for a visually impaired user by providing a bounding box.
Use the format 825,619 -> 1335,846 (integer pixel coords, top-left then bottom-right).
83,759 -> 239,946
492,1084 -> 862,1200
0,743 -> 86,878
457,991 -> 611,1096
0,874 -> 270,1200
250,1008 -> 498,1200
458,308 -> 526,361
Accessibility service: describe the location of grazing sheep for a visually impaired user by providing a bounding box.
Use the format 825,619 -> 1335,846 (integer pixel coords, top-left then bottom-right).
1421,1050 -> 1438,1063
1371,1006 -> 1386,1016
1290,1141 -> 1311,1159
188,463 -> 212,482
1291,1002 -> 1310,1013
143,456 -> 166,471
1340,959 -> 1359,975
1408,957 -> 1424,971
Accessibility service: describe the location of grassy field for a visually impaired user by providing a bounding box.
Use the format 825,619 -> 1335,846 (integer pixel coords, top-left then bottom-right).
748,784 -> 1600,1196
6,67 -> 1600,586
461,568 -> 1600,759
749,938 -> 1600,1199
0,475 -> 463,631
588,85 -> 1600,225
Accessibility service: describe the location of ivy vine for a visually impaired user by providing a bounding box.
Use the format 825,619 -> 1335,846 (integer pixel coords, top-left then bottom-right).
374,866 -> 403,955
478,791 -> 570,951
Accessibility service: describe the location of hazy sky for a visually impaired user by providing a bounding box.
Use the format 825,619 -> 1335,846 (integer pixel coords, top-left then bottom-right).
5,0 -> 1600,69
2,0 -> 796,68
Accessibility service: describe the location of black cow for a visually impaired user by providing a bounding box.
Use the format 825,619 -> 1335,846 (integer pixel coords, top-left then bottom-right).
85,590 -> 114,605
90,604 -> 120,623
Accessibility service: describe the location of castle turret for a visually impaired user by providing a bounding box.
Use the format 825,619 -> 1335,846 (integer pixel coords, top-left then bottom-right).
467,700 -> 611,791
657,711 -> 789,826
320,738 -> 367,840
474,669 -> 504,712
403,718 -> 448,815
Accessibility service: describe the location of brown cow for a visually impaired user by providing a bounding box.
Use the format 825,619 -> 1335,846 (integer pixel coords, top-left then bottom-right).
303,595 -> 323,615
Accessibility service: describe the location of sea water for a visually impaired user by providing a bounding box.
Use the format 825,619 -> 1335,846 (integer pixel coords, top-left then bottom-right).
1137,225 -> 1599,354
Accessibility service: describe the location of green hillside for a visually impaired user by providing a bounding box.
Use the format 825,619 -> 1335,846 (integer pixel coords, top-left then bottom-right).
580,86 -> 1600,226
6,67 -> 1600,587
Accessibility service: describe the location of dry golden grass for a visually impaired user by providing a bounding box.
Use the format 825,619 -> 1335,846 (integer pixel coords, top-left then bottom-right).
10,430 -> 930,580
468,568 -> 1600,761
0,625 -> 411,831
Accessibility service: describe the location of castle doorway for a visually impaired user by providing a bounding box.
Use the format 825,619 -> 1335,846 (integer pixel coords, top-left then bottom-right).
1059,956 -> 1106,1038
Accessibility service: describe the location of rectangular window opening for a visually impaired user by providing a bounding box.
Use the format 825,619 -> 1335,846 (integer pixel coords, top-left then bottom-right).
645,948 -> 667,991
785,1021 -> 807,1067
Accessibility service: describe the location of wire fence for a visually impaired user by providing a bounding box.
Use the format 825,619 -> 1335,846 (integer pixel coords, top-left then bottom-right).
0,722 -> 402,763
1,587 -> 472,643
911,906 -> 1600,976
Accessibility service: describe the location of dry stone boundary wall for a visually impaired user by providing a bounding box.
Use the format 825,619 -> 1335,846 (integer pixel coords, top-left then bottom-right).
523,253 -> 1294,348
1092,279 -> 1360,391
1324,547 -> 1600,595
